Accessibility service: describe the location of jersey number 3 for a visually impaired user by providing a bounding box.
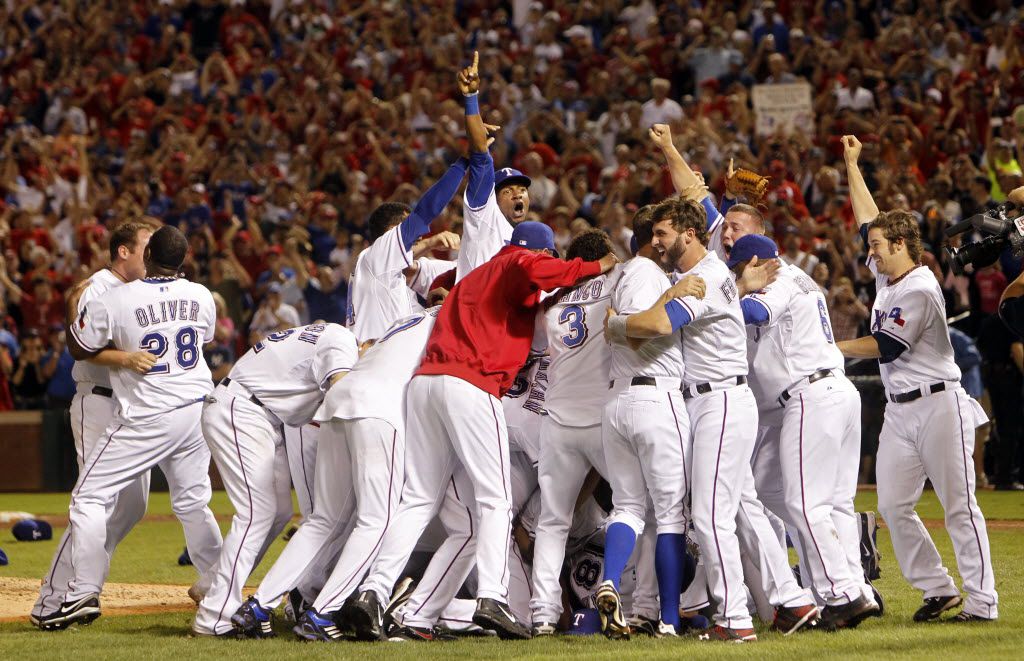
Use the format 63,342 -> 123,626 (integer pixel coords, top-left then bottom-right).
559,304 -> 587,348
140,327 -> 200,375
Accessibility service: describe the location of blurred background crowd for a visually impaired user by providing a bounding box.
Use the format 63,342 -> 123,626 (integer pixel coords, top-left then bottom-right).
0,0 -> 1022,487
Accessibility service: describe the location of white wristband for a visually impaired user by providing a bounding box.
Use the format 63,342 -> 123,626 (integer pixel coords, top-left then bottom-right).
607,314 -> 628,344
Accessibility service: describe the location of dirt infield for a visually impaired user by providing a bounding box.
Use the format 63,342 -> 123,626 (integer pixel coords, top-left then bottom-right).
0,577 -> 195,621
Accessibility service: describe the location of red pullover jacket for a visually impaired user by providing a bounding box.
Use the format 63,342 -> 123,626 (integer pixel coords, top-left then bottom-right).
417,245 -> 602,398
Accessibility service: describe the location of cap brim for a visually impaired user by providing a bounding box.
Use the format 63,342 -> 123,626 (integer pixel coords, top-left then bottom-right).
495,175 -> 532,191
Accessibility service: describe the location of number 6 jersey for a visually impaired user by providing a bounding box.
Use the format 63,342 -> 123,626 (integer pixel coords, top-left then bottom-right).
71,276 -> 216,421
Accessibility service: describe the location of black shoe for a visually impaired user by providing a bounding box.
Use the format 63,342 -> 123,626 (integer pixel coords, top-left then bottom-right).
859,511 -> 882,580
383,578 -> 416,631
36,594 -> 101,630
595,580 -> 630,640
284,588 -> 310,624
387,625 -> 457,642
293,609 -> 345,641
950,611 -> 995,623
531,621 -> 558,637
343,590 -> 385,641
627,615 -> 658,636
869,584 -> 885,618
913,595 -> 962,622
820,595 -> 880,631
472,598 -> 531,640
230,596 -> 275,638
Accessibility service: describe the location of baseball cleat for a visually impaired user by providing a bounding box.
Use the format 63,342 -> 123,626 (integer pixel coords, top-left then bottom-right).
231,596 -> 275,638
343,590 -> 386,641
655,621 -> 679,638
773,604 -> 821,635
472,598 -> 531,640
949,611 -> 995,623
627,615 -> 658,636
531,621 -> 557,637
188,583 -> 205,606
284,588 -> 310,624
387,625 -> 457,642
697,625 -> 757,643
820,595 -> 881,631
595,580 -> 630,640
859,511 -> 882,580
36,594 -> 101,630
293,608 -> 345,642
913,595 -> 962,622
382,577 -> 416,630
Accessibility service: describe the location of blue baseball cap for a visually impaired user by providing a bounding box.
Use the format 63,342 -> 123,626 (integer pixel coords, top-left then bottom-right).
726,233 -> 779,269
12,519 -> 52,542
494,167 -> 531,193
567,608 -> 601,635
508,221 -> 557,256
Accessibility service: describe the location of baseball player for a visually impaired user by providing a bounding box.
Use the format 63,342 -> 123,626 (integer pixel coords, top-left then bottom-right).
729,234 -> 880,629
455,51 -> 531,282
31,222 -> 159,628
44,225 -> 222,629
530,229 -> 622,636
839,135 -> 997,622
347,157 -> 466,341
193,321 -> 358,638
344,220 -> 617,641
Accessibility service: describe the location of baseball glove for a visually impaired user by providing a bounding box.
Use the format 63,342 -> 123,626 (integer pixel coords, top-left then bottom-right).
727,167 -> 770,204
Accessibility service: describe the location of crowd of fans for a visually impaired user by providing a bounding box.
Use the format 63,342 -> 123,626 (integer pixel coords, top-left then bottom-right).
0,0 -> 1022,485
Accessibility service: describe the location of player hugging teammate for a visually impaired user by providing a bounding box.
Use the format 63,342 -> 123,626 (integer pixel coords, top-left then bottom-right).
32,52 -> 999,643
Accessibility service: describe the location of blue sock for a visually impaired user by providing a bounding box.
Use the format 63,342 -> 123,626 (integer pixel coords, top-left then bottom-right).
602,522 -> 637,589
655,533 -> 686,628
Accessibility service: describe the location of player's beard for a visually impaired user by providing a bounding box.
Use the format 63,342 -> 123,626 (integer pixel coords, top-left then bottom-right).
665,234 -> 686,270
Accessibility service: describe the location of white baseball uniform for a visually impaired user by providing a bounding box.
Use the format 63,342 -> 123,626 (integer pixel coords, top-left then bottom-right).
347,222 -> 425,342
672,251 -> 759,630
870,265 -> 997,618
33,269 -> 152,619
743,263 -> 872,606
456,187 -> 512,283
605,257 -> 688,538
65,276 -> 222,602
284,423 -> 319,520
530,269 -> 619,623
193,322 -> 357,635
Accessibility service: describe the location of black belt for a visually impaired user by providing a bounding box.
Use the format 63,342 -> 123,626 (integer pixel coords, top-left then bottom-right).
221,377 -> 265,408
889,382 -> 948,404
682,376 -> 747,400
778,369 -> 834,406
608,376 -> 677,389
91,386 -> 113,398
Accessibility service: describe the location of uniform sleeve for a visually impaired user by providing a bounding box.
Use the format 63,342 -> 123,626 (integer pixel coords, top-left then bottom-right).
744,279 -> 792,327
465,150 -> 495,210
518,253 -> 602,297
701,196 -> 724,234
71,297 -> 112,353
364,223 -> 414,277
615,262 -> 669,314
312,325 -> 359,390
400,158 -> 468,250
201,290 -> 217,344
871,288 -> 933,355
410,257 -> 457,298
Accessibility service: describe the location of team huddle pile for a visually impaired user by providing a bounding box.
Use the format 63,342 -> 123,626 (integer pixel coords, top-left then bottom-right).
27,55 -> 999,644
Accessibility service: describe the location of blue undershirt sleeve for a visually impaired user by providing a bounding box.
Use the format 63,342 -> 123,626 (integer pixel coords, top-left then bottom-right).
400,158 -> 469,250
465,151 -> 494,210
873,331 -> 908,364
665,300 -> 693,331
741,298 -> 770,326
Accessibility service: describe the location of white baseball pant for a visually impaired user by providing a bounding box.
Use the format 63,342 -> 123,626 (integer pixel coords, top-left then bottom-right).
33,386 -> 151,618
284,423 -> 319,520
876,387 -> 998,619
530,419 -> 608,623
631,518 -> 661,621
778,377 -> 870,606
602,381 -> 690,536
253,417 -> 399,610
686,384 -> 757,630
66,402 -> 222,602
359,374 -> 514,605
194,392 -> 295,635
310,418 -> 405,613
398,450 -> 537,628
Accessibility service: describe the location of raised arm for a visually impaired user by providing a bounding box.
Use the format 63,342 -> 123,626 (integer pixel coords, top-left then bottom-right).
649,124 -> 706,199
842,135 -> 880,227
399,159 -> 469,250
459,51 -> 495,209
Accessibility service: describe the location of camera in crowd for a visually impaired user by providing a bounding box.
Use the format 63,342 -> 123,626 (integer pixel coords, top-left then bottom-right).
944,202 -> 1024,275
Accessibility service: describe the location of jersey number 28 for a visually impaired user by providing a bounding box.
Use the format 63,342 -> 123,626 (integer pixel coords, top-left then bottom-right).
140,327 -> 200,375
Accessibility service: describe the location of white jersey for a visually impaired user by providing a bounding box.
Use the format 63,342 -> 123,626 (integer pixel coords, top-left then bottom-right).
610,257 -> 684,381
672,251 -> 748,385
71,277 -> 215,421
228,322 -> 358,427
543,268 -> 621,427
347,223 -> 420,342
409,257 -> 456,300
456,189 -> 511,282
871,265 -> 960,394
743,263 -> 845,406
71,268 -> 125,388
317,308 -> 438,432
502,355 -> 549,462
704,197 -> 727,261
